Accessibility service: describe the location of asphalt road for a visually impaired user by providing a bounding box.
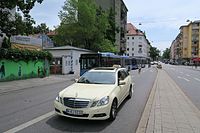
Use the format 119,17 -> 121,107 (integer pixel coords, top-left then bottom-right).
0,67 -> 157,133
163,64 -> 200,110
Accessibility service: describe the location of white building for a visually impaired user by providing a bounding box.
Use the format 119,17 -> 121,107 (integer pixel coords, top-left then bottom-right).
45,46 -> 91,75
126,23 -> 150,59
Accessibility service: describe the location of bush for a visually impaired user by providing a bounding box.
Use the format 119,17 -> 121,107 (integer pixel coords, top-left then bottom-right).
0,48 -> 52,61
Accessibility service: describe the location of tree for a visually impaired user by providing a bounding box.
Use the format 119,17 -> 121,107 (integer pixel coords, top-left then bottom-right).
0,0 -> 43,36
149,47 -> 160,61
33,23 -> 50,34
15,13 -> 35,35
55,0 -> 117,52
162,48 -> 170,59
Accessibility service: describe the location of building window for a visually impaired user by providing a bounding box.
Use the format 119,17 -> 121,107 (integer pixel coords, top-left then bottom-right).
127,53 -> 129,56
127,37 -> 129,40
139,37 -> 142,40
68,61 -> 71,66
132,37 -> 134,39
139,45 -> 142,47
76,59 -> 78,65
132,53 -> 134,56
127,48 -> 129,51
127,42 -> 129,46
132,42 -> 134,45
132,48 -> 134,51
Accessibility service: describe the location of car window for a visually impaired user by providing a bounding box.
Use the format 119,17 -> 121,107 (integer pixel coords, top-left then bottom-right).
78,71 -> 115,84
118,70 -> 127,80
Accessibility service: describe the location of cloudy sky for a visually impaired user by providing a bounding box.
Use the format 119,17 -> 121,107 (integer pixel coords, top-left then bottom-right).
30,0 -> 200,51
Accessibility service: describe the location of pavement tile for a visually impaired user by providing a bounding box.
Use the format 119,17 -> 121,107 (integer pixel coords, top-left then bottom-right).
136,70 -> 200,133
176,122 -> 193,129
162,122 -> 177,130
162,127 -> 178,133
177,128 -> 194,133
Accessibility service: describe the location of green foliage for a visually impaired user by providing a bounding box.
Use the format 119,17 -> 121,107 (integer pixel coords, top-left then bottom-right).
162,48 -> 170,59
149,47 -> 160,61
15,13 -> 36,35
1,37 -> 11,48
33,23 -> 50,34
0,0 -> 43,36
55,0 -> 117,52
0,48 -> 52,61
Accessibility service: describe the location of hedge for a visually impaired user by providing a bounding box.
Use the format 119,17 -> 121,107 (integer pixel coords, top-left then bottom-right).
0,48 -> 52,61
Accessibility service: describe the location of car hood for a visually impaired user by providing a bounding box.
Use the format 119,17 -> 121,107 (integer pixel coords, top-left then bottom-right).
60,83 -> 115,100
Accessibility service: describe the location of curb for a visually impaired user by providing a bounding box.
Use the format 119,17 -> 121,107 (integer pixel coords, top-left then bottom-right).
136,69 -> 159,133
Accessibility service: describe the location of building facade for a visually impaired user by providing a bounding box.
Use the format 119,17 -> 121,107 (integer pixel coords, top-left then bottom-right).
46,46 -> 91,75
170,20 -> 200,64
126,23 -> 151,59
95,0 -> 128,54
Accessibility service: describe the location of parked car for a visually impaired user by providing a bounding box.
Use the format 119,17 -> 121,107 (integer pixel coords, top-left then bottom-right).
54,66 -> 134,120
157,63 -> 162,69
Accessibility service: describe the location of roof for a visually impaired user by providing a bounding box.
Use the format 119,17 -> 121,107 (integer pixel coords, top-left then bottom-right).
47,31 -> 57,36
126,23 -> 144,36
44,45 -> 91,52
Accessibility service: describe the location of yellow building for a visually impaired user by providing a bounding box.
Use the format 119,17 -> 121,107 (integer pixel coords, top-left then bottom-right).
177,20 -> 200,63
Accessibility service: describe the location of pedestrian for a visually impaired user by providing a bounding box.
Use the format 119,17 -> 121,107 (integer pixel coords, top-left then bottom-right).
138,64 -> 141,74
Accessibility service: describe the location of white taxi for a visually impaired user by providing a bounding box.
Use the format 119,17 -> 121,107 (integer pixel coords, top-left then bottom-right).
54,67 -> 134,120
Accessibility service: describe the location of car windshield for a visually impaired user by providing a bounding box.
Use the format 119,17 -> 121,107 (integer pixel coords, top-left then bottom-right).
77,71 -> 115,84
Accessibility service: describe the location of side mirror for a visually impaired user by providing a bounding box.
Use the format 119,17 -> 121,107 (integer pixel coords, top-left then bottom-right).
119,80 -> 125,85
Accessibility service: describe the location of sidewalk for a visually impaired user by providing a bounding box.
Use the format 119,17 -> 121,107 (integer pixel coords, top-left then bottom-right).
136,69 -> 200,133
0,74 -> 79,94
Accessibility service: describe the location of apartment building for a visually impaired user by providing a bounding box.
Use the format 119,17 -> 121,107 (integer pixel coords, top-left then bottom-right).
171,20 -> 200,64
126,23 -> 150,59
95,0 -> 128,54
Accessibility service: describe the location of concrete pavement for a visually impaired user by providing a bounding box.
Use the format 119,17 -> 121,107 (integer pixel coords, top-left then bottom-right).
136,69 -> 200,133
0,74 -> 79,94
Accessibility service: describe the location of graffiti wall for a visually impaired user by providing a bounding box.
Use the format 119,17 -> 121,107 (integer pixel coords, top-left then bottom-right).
0,59 -> 50,81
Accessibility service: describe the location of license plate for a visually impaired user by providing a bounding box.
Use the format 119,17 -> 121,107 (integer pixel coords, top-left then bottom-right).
66,109 -> 83,115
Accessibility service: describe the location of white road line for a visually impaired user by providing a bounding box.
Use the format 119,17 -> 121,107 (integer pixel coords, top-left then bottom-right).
183,78 -> 190,82
194,78 -> 200,82
186,74 -> 190,77
3,111 -> 55,133
177,76 -> 190,82
170,68 -> 175,70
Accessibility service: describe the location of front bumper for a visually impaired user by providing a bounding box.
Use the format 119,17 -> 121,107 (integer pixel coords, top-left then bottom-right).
54,100 -> 111,120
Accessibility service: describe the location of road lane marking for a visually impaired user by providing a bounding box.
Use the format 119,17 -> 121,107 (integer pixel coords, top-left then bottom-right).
170,68 -> 175,70
194,78 -> 200,82
186,74 -> 190,77
3,111 -> 55,133
177,76 -> 190,82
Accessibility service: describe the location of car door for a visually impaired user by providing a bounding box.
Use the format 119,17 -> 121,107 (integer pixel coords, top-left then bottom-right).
120,70 -> 129,100
117,70 -> 128,104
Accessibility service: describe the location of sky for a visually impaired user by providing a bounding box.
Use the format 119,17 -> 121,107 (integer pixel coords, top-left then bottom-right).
30,0 -> 200,52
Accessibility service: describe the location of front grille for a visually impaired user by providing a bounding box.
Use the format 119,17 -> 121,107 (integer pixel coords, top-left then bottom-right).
63,98 -> 90,108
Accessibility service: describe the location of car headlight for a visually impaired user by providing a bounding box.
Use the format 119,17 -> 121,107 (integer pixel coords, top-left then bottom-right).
56,95 -> 59,102
55,95 -> 63,104
97,96 -> 109,106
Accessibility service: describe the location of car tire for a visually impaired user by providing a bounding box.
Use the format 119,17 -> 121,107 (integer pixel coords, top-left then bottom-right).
127,86 -> 133,99
109,99 -> 117,121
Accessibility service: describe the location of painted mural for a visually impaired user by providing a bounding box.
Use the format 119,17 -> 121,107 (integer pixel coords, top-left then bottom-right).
0,59 -> 49,81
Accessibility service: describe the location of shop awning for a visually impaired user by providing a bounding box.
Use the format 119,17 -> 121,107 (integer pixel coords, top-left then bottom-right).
192,57 -> 200,62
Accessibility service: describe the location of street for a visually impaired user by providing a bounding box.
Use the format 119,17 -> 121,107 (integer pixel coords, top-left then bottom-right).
163,64 -> 200,110
0,67 -> 157,133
